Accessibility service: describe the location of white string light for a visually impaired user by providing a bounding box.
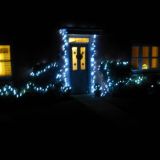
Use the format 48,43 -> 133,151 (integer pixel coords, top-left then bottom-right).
30,62 -> 58,77
90,34 -> 97,93
58,29 -> 71,92
0,82 -> 55,98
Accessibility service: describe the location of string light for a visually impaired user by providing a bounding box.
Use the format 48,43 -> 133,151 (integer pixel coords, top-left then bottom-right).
58,29 -> 71,92
30,62 -> 58,77
0,82 -> 55,98
0,59 -> 146,98
95,60 -> 146,97
0,28 -> 147,98
90,34 -> 97,93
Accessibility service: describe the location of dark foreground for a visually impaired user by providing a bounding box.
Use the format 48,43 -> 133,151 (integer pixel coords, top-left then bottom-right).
0,91 -> 159,133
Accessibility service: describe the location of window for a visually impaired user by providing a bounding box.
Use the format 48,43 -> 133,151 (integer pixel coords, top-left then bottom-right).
131,58 -> 139,69
131,46 -> 160,70
152,46 -> 158,57
0,45 -> 12,77
132,46 -> 139,58
151,47 -> 158,69
72,47 -> 78,71
142,58 -> 149,70
142,46 -> 149,70
69,38 -> 89,43
80,47 -> 86,70
131,46 -> 139,69
142,46 -> 149,57
152,58 -> 158,69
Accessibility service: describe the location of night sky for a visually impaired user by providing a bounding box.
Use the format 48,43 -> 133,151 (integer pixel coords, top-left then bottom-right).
0,1 -> 160,67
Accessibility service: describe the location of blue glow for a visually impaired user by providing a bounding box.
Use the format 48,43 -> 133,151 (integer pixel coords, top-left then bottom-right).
58,29 -> 71,91
90,35 -> 97,93
30,62 -> 58,77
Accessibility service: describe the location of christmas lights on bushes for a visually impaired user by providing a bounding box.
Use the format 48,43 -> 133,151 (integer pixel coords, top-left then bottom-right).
94,60 -> 146,97
30,62 -> 58,77
0,59 -> 145,98
0,27 -> 147,99
0,59 -> 146,98
0,82 -> 55,98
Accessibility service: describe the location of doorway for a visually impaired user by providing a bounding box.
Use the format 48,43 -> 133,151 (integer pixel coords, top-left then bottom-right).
70,44 -> 89,94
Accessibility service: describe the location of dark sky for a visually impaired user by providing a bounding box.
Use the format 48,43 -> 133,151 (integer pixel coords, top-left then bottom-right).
0,1 -> 160,66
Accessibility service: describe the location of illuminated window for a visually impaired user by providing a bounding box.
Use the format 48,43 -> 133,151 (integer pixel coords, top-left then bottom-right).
0,45 -> 12,77
131,46 -> 160,70
69,38 -> 89,43
142,58 -> 149,70
142,64 -> 149,70
72,47 -> 78,71
80,47 -> 86,70
131,58 -> 138,69
132,46 -> 139,57
151,58 -> 158,69
142,46 -> 150,69
131,46 -> 139,69
152,46 -> 158,57
151,47 -> 158,69
142,46 -> 149,57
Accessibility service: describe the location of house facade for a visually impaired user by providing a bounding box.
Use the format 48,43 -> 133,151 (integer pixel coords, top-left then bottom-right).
1,27 -> 160,94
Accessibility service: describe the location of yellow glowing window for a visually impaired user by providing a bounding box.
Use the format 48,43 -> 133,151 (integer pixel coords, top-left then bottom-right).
151,58 -> 158,69
131,58 -> 138,69
142,64 -> 148,70
72,47 -> 78,71
142,58 -> 149,70
152,46 -> 158,57
0,45 -> 12,77
80,47 -> 86,70
69,38 -> 89,43
132,47 -> 139,57
142,46 -> 149,57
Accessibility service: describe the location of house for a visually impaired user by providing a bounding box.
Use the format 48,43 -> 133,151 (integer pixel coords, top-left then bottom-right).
1,26 -> 159,95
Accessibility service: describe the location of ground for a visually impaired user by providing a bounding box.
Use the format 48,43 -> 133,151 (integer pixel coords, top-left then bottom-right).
0,92 -> 159,132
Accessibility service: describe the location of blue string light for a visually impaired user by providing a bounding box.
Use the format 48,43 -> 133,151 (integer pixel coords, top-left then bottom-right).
90,34 -> 97,93
95,60 -> 146,97
58,29 -> 71,92
30,62 -> 58,77
0,59 -> 146,98
0,28 -> 146,99
0,82 -> 55,98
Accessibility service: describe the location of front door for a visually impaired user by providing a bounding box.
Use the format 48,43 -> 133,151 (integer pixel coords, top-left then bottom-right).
70,44 -> 89,94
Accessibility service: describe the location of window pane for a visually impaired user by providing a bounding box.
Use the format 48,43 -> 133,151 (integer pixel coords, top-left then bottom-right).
152,46 -> 158,57
132,47 -> 139,58
151,58 -> 158,69
142,58 -> 149,70
142,46 -> 149,57
131,58 -> 138,69
72,47 -> 78,71
80,47 -> 86,70
0,45 -> 11,60
69,38 -> 89,43
0,61 -> 12,76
